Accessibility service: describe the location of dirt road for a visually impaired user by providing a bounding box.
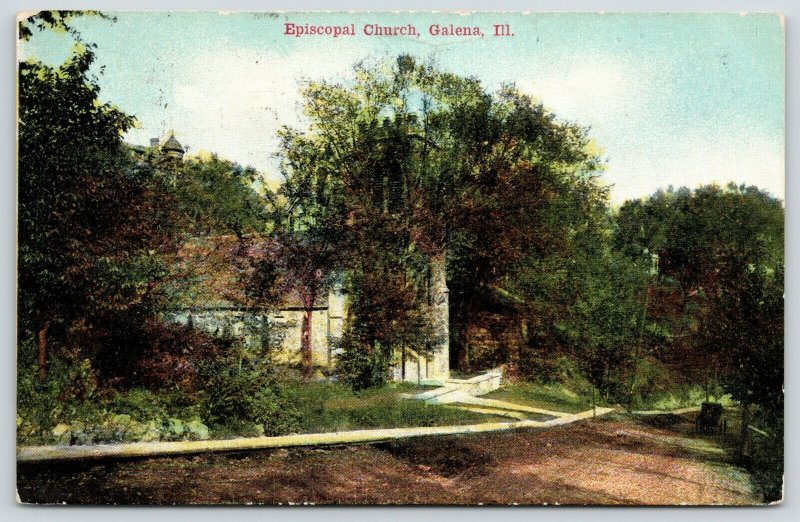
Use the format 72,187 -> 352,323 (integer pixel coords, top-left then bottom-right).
17,414 -> 758,505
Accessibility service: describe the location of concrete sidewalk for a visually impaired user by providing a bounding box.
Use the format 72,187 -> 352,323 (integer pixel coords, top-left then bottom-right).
630,406 -> 702,415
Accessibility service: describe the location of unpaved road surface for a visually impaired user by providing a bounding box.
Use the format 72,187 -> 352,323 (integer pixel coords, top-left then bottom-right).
17,414 -> 757,505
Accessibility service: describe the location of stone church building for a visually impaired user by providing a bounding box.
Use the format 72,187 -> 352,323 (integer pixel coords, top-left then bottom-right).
146,132 -> 450,383
165,265 -> 450,384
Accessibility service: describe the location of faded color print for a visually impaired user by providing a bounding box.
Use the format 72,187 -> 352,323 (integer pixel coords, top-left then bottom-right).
17,11 -> 784,505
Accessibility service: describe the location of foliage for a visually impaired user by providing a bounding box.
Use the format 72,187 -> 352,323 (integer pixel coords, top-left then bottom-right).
614,184 -> 783,411
17,354 -> 99,439
17,358 -> 209,445
747,408 -> 783,503
341,240 -> 437,379
18,14 -> 275,391
199,358 -> 301,436
98,319 -> 227,391
714,265 -> 783,414
18,10 -> 111,42
555,251 -> 651,402
280,55 -> 607,380
18,39 -> 185,383
615,184 -> 783,500
17,22 -> 784,501
335,332 -> 390,390
171,154 -> 270,239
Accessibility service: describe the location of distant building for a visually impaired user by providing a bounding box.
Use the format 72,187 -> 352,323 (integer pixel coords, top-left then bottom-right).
129,130 -> 186,161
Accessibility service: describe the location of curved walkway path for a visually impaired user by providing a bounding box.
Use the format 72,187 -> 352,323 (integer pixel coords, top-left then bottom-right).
19,370 -> 618,464
17,406 -> 615,463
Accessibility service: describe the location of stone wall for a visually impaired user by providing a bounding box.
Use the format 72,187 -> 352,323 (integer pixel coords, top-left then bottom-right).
165,285 -> 346,369
269,307 -> 340,366
166,271 -> 449,382
166,306 -> 342,368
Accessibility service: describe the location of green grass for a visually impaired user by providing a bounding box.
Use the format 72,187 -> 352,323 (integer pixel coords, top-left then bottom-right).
642,388 -> 735,411
280,381 -> 503,433
483,382 -> 591,414
18,378 -> 505,446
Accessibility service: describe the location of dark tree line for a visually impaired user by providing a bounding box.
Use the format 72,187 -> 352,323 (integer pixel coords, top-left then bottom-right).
18,14 -> 269,389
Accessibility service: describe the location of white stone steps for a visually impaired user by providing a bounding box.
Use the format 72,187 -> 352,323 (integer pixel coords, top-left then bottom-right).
411,368 -> 503,404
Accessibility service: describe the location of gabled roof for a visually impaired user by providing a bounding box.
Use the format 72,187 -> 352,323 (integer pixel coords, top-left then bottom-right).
170,235 -> 330,311
159,131 -> 184,153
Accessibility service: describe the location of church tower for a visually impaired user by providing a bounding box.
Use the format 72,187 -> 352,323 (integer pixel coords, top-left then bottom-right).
157,130 -> 185,160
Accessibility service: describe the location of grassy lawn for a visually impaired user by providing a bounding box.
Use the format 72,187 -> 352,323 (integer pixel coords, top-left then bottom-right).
280,381 -> 505,434
18,380 -> 508,447
483,382 -> 592,414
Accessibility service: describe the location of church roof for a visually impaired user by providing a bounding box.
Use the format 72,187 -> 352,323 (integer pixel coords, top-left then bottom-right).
171,235 -> 331,311
160,134 -> 184,153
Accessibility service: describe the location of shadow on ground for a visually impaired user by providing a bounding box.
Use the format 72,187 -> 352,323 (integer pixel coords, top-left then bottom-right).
17,414 -> 759,505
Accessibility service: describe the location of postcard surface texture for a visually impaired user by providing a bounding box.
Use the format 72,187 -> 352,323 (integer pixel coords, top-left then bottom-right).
16,11 -> 784,505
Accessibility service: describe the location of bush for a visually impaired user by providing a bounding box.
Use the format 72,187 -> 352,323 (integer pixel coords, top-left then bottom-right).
98,318 -> 227,392
335,340 -> 389,391
748,409 -> 784,503
17,374 -> 212,445
623,356 -> 733,411
200,361 -> 301,436
109,388 -> 169,419
16,351 -> 214,445
18,335 -> 308,443
17,356 -> 100,440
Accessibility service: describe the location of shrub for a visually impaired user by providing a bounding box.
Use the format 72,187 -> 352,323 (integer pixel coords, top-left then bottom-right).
59,316 -> 229,394
16,350 -> 213,445
118,319 -> 228,392
200,361 -> 301,436
17,356 -> 100,440
334,339 -> 389,391
748,408 -> 784,503
17,377 -> 212,445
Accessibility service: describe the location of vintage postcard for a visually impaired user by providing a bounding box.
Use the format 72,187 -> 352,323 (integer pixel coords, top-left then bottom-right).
16,11 -> 784,505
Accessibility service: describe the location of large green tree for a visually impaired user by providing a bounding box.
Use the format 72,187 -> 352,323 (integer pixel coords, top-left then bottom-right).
277,55 -> 608,381
17,14 -> 216,386
264,129 -> 348,378
170,154 -> 270,240
18,43 -> 181,379
615,184 -> 784,474
614,184 -> 783,394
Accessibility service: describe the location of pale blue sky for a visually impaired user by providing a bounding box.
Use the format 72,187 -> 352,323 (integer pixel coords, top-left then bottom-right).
20,12 -> 785,204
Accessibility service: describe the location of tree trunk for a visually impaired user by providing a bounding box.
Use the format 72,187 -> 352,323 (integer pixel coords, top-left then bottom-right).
628,343 -> 641,412
37,320 -> 50,382
453,308 -> 470,373
260,314 -> 270,356
457,338 -> 470,372
738,401 -> 753,464
301,306 -> 313,379
401,346 -> 406,381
